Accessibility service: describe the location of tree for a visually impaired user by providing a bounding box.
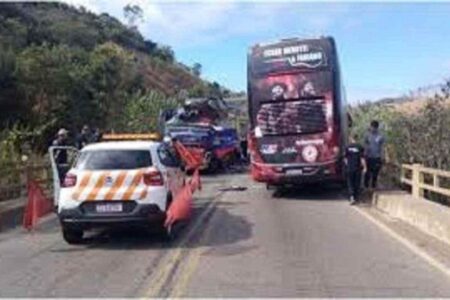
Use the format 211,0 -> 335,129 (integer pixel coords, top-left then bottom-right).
208,81 -> 222,98
119,91 -> 182,133
188,83 -> 207,97
123,4 -> 143,30
89,42 -> 139,129
192,62 -> 202,77
155,45 -> 175,63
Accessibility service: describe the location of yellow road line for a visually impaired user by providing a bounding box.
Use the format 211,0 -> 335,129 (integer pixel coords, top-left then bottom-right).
353,206 -> 450,279
168,204 -> 220,298
140,191 -> 222,298
169,247 -> 205,298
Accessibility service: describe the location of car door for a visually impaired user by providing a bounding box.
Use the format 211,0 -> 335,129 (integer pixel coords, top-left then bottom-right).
48,146 -> 79,207
157,143 -> 185,197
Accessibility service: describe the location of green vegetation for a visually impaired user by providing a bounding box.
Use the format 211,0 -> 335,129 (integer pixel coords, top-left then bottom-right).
350,80 -> 450,188
0,2 -> 228,163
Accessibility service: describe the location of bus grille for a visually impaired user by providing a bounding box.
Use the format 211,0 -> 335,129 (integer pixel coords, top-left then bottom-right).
257,101 -> 327,135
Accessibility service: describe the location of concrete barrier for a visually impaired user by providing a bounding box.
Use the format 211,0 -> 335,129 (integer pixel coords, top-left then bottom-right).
0,198 -> 27,232
373,190 -> 450,246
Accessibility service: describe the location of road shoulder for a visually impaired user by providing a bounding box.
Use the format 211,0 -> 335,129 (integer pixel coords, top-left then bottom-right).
355,204 -> 450,279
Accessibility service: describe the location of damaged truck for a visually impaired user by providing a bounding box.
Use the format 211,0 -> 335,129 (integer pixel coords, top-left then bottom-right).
159,97 -> 241,173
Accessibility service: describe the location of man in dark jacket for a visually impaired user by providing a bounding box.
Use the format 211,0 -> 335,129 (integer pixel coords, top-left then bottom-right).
52,128 -> 70,183
344,134 -> 367,205
76,125 -> 92,149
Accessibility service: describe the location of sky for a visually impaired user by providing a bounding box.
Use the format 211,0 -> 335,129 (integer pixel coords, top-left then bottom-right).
66,0 -> 450,103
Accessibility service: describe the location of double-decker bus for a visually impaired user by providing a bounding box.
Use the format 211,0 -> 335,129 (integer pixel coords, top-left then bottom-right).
247,36 -> 348,187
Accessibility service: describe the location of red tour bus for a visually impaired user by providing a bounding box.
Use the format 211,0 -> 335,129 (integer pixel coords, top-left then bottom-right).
247,36 -> 349,187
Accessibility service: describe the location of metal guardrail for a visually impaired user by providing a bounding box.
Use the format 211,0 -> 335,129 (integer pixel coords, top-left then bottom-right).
401,164 -> 450,199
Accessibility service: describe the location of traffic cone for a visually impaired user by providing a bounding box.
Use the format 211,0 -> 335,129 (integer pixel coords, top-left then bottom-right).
165,184 -> 193,228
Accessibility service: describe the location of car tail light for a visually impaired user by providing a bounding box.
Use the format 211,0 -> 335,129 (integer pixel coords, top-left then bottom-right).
143,168 -> 164,186
63,173 -> 77,187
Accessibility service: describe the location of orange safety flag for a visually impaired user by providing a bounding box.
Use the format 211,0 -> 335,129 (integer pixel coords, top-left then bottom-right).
165,141 -> 205,228
173,141 -> 204,170
189,169 -> 202,193
23,180 -> 53,230
165,184 -> 193,227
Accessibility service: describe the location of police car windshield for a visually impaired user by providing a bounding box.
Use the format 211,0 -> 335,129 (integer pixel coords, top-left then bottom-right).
75,150 -> 152,170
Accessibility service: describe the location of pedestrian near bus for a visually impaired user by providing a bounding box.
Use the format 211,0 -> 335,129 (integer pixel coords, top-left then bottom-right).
364,120 -> 385,190
344,134 -> 366,205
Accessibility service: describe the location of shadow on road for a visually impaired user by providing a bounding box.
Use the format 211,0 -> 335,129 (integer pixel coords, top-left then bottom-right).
184,206 -> 253,253
50,198 -> 252,252
272,183 -> 347,202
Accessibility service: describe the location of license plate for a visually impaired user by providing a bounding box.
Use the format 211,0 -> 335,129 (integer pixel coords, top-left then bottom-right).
96,203 -> 123,213
286,169 -> 303,175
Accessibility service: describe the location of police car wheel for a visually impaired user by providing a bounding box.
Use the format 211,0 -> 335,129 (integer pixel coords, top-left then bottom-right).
62,227 -> 84,244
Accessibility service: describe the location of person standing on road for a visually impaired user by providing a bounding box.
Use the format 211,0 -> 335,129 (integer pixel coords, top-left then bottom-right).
52,128 -> 70,183
92,127 -> 102,143
344,134 -> 366,205
76,125 -> 92,149
364,120 -> 385,190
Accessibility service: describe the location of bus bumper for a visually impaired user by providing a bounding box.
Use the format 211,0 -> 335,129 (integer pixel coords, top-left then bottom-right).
250,161 -> 343,185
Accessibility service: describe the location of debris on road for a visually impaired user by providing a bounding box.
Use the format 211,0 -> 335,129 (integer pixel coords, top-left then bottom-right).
218,185 -> 248,192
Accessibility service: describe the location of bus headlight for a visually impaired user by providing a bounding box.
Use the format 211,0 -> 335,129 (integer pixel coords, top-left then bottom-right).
254,126 -> 263,138
302,145 -> 319,163
333,146 -> 340,156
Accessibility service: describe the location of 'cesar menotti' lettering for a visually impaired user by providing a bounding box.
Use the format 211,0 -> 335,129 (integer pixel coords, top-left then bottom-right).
262,44 -> 325,68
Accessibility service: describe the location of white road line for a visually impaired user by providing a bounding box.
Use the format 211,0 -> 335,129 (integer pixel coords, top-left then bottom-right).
353,206 -> 450,279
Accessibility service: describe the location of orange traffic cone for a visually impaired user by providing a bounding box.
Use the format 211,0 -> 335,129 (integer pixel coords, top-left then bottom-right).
23,180 -> 53,231
165,184 -> 193,228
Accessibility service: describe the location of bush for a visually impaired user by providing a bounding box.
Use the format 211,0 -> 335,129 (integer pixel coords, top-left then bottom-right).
118,90 -> 182,133
351,80 -> 450,172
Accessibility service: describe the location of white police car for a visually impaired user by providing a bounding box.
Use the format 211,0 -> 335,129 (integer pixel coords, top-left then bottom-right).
50,137 -> 185,244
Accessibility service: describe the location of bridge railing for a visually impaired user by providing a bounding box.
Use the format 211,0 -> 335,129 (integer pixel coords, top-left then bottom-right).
400,164 -> 450,200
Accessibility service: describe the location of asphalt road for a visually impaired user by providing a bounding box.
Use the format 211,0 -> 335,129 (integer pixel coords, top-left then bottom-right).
0,171 -> 450,297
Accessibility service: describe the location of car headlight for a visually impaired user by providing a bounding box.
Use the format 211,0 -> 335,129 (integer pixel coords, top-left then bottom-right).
302,145 -> 319,163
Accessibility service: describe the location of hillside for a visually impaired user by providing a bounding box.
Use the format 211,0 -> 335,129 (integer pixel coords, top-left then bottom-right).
376,85 -> 450,114
0,2 -> 223,151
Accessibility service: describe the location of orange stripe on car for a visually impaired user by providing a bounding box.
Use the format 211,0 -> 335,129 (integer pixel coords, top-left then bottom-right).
121,170 -> 143,200
86,172 -> 110,200
72,172 -> 92,200
104,171 -> 127,200
138,188 -> 148,200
